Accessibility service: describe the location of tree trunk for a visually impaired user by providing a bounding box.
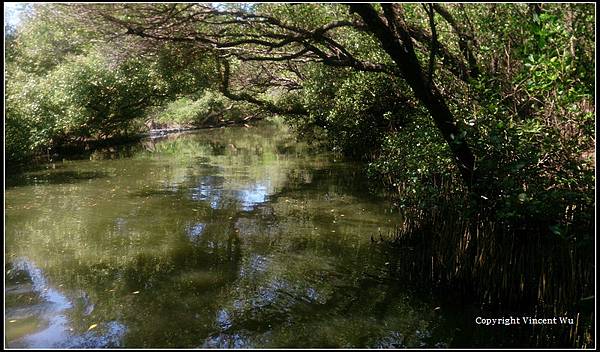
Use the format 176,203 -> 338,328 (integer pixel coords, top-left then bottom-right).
350,3 -> 476,185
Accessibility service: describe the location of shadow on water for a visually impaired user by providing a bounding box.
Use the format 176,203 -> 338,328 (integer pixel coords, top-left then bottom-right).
6,170 -> 110,188
6,122 -> 588,348
370,187 -> 595,348
6,139 -> 148,177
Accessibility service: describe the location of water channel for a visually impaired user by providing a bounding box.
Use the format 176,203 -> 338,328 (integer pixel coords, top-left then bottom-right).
5,122 -> 533,348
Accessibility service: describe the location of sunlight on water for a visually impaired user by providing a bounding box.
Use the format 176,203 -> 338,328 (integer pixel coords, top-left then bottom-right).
5,122 -> 454,348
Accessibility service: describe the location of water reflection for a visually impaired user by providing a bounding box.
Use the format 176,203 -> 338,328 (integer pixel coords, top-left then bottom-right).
186,223 -> 206,240
239,183 -> 269,211
6,170 -> 109,188
189,176 -> 270,211
6,259 -> 127,348
190,175 -> 224,206
5,122 -> 457,348
203,331 -> 251,349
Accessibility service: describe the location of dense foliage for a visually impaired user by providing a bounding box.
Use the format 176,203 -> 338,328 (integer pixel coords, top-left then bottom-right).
4,3 -> 595,345
5,6 -> 231,161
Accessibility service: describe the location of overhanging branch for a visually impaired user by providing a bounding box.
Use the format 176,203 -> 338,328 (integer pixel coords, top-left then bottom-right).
219,60 -> 307,116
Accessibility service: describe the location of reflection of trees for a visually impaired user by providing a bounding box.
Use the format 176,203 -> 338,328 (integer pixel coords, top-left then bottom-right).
5,123 -> 311,347
5,259 -> 128,348
22,220 -> 245,348
207,220 -> 448,347
5,122 -> 446,348
197,163 -> 452,348
5,170 -> 110,188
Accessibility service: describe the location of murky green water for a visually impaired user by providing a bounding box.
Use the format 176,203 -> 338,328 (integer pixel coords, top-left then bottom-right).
5,122 -> 464,348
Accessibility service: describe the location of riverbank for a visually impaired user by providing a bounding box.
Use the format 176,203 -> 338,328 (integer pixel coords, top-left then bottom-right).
6,119 -> 262,175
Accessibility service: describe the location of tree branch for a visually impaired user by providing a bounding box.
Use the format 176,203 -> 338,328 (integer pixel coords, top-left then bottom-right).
219,60 -> 307,116
349,3 -> 476,185
432,3 -> 479,79
423,3 -> 437,88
